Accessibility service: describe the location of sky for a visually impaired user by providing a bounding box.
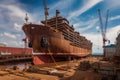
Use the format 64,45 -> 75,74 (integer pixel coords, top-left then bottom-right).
0,0 -> 120,55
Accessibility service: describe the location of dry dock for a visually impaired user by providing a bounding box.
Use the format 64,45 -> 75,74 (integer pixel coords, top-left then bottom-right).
0,56 -> 119,80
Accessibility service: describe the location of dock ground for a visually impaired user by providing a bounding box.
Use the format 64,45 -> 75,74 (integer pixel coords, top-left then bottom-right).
0,56 -> 120,80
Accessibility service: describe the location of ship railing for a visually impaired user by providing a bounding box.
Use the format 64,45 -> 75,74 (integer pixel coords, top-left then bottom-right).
32,52 -> 90,57
33,53 -> 50,55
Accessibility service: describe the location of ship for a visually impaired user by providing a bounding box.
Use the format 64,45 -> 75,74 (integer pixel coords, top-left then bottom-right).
22,1 -> 92,64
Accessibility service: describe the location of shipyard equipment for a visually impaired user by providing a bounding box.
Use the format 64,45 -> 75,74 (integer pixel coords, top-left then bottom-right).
98,9 -> 109,57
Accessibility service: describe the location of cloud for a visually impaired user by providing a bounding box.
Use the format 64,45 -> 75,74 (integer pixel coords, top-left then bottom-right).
0,5 -> 25,20
74,18 -> 98,32
0,33 -> 3,37
3,32 -> 16,39
83,25 -> 120,54
109,15 -> 120,21
16,34 -> 21,37
0,41 -> 7,45
105,0 -> 120,9
68,0 -> 103,19
6,40 -> 24,47
14,23 -> 22,31
83,32 -> 103,47
0,5 -> 33,22
83,32 -> 103,54
78,19 -> 98,32
107,25 -> 120,44
0,33 -> 24,47
0,0 -> 37,48
50,0 -> 74,10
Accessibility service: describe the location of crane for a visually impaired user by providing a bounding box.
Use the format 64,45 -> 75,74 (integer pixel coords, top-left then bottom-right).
43,0 -> 49,26
98,9 -> 109,57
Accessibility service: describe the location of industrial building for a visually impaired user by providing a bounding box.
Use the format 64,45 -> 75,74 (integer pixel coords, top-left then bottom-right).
116,33 -> 120,56
104,44 -> 116,57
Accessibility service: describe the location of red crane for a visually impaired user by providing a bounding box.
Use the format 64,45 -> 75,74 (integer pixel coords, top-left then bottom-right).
98,9 -> 109,57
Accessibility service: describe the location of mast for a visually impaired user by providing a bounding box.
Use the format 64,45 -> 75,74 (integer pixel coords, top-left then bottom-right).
25,13 -> 29,24
43,0 -> 49,26
55,10 -> 60,29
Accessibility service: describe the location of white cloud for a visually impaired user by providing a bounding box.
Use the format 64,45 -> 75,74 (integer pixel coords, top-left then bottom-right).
50,0 -> 74,10
79,19 -> 98,32
107,25 -> 120,44
6,41 -> 24,47
0,37 -> 24,47
96,26 -> 100,30
3,5 -> 25,20
0,0 -> 17,5
14,23 -> 22,31
16,34 -> 21,37
0,5 -> 33,22
82,25 -> 120,54
0,34 -> 3,37
83,32 -> 103,54
109,15 -> 120,21
3,32 -> 16,39
68,0 -> 103,19
74,18 -> 98,32
83,32 -> 103,47
0,41 -> 7,45
0,0 -> 36,47
0,32 -> 24,47
105,0 -> 120,9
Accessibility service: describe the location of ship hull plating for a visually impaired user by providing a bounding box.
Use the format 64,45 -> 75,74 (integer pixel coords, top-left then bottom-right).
23,24 -> 92,64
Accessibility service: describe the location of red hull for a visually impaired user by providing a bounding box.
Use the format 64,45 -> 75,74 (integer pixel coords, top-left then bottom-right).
33,52 -> 91,65
22,16 -> 92,64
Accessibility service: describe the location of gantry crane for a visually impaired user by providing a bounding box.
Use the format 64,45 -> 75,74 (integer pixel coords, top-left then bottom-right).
98,9 -> 109,57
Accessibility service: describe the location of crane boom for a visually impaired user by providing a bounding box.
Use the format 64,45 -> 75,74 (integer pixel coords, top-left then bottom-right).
105,10 -> 109,35
98,9 -> 109,57
98,9 -> 104,38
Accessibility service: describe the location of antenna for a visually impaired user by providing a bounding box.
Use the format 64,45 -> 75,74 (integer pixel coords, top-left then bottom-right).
43,0 -> 49,26
25,13 -> 29,23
